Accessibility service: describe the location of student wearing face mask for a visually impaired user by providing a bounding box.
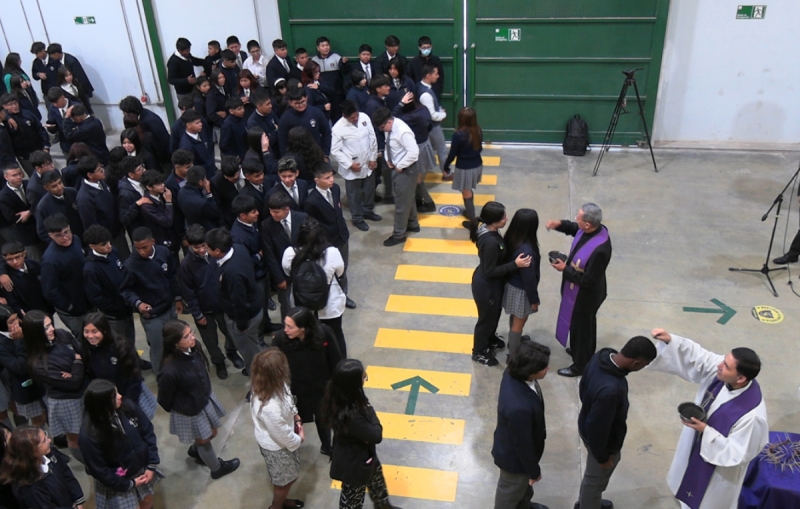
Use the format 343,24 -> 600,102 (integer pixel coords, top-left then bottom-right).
407,36 -> 445,100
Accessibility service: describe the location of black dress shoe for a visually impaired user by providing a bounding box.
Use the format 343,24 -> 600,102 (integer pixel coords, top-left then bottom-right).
417,202 -> 437,213
353,220 -> 369,231
188,444 -> 204,464
345,297 -> 357,309
227,353 -> 244,369
462,220 -> 471,229
565,347 -> 572,356
364,212 -> 382,221
773,253 -> 799,265
210,458 -> 240,479
374,195 -> 384,203
558,366 -> 582,377
406,225 -> 421,233
521,335 -> 531,343
215,363 -> 228,380
139,360 -> 153,370
384,236 -> 406,247
490,334 -> 506,350
320,445 -> 332,456
383,196 -> 395,205
531,503 -> 550,509
283,500 -> 305,509
573,500 -> 613,509
267,297 -> 278,311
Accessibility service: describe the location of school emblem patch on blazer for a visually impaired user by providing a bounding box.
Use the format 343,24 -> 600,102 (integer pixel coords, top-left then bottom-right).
310,119 -> 316,128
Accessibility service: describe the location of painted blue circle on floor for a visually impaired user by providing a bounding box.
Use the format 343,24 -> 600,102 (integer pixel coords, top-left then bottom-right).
439,205 -> 462,216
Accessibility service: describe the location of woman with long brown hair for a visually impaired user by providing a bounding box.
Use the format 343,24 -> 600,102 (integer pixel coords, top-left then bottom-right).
250,348 -> 305,509
301,61 -> 330,119
238,69 -> 261,119
443,107 -> 484,228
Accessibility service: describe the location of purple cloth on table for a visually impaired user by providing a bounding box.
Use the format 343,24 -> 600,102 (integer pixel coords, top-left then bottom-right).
738,431 -> 800,509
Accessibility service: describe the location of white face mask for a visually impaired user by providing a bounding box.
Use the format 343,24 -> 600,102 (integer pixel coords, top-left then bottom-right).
420,48 -> 432,57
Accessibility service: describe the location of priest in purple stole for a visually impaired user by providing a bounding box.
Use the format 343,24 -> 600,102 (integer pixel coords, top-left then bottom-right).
649,329 -> 769,509
546,203 -> 612,377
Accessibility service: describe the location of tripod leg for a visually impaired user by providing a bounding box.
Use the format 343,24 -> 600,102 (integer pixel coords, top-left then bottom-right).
631,80 -> 658,173
593,82 -> 629,176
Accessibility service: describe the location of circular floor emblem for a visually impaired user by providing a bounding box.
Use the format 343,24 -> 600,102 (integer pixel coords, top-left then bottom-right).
439,205 -> 462,216
751,305 -> 784,324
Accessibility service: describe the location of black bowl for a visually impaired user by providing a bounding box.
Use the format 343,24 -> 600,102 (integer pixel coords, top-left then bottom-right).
548,250 -> 567,264
678,402 -> 707,423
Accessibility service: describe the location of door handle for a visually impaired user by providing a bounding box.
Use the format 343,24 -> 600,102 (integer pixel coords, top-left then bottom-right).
452,43 -> 459,104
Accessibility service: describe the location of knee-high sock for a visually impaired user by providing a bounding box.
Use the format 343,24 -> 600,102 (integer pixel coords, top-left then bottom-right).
464,197 -> 475,220
507,330 -> 523,354
197,442 -> 221,471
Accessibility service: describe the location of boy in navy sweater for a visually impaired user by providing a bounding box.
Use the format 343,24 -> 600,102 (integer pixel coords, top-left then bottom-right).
219,98 -> 248,161
246,90 -> 279,155
62,104 -> 109,165
1,93 -> 50,176
45,87 -> 81,154
140,170 -> 174,250
211,155 -> 243,228
178,166 -> 221,232
179,109 -> 216,179
165,150 -> 192,250
40,214 -> 88,337
179,225 -> 242,379
75,156 -> 121,245
0,165 -> 42,261
119,227 -> 182,375
206,228 -> 263,375
278,86 -> 331,156
25,150 -> 56,210
82,225 -> 144,369
35,170 -> 83,243
117,156 -> 150,239
0,241 -> 52,315
170,96 -> 194,154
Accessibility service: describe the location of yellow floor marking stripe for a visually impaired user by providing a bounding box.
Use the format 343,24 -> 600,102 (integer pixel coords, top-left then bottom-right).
376,411 -> 465,445
418,214 -> 467,229
375,328 -> 472,354
484,144 -> 503,149
394,265 -> 472,284
425,173 -> 497,185
403,238 -> 476,255
386,295 -> 477,317
483,156 -> 501,166
429,192 -> 495,205
364,365 -> 471,396
331,464 -> 459,502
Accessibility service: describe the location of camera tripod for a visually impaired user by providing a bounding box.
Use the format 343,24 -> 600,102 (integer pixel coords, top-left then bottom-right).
592,69 -> 658,176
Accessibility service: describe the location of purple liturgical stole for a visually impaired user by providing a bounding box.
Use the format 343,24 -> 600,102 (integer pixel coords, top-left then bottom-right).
676,377 -> 762,509
555,226 -> 609,347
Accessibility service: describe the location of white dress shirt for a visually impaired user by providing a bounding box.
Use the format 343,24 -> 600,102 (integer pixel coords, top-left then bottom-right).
330,112 -> 378,180
418,81 -> 447,122
243,54 -> 270,87
282,246 -> 345,319
384,118 -> 419,170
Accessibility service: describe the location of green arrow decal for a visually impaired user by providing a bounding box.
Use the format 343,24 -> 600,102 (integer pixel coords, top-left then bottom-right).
683,298 -> 737,325
391,376 -> 440,415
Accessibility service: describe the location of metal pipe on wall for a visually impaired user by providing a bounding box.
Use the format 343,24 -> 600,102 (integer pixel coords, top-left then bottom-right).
34,0 -> 50,44
120,0 -> 148,99
135,0 -> 163,102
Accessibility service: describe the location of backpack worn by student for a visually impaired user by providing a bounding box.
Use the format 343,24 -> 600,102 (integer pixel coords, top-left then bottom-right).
563,114 -> 589,156
291,256 -> 331,311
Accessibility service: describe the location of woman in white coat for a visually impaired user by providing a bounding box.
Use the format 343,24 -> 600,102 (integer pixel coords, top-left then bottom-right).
282,218 -> 348,356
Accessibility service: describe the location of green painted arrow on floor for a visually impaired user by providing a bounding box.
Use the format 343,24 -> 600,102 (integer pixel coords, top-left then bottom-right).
391,376 -> 439,415
683,298 -> 736,325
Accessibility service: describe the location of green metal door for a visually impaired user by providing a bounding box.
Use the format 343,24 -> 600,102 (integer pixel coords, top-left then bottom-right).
277,0 -> 463,132
468,0 -> 671,144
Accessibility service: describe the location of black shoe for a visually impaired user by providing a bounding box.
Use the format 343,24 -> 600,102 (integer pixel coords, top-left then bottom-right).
345,297 -> 357,309
353,220 -> 369,231
227,353 -> 244,369
283,500 -> 305,509
490,334 -> 506,350
267,297 -> 277,311
140,360 -> 153,371
417,202 -> 437,213
210,458 -> 240,479
521,335 -> 531,343
558,366 -> 582,378
242,367 -> 249,377
573,501 -> 613,509
384,236 -> 406,247
383,196 -> 395,205
53,434 -> 68,448
245,390 -> 251,402
188,444 -> 204,464
472,350 -> 499,366
319,445 -> 332,456
773,253 -> 799,264
531,503 -> 550,509
266,322 -> 283,333
364,212 -> 382,221
374,195 -> 384,203
406,225 -> 421,233
215,363 -> 228,380
565,347 -> 572,356
462,220 -> 471,229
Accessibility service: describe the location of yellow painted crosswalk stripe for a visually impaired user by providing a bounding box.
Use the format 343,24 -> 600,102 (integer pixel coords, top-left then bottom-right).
395,265 -> 472,284
331,464 -> 459,502
429,192 -> 495,205
484,144 -> 503,149
483,156 -> 501,166
404,238 -> 476,255
376,411 -> 465,445
375,328 -> 472,354
364,365 -> 472,396
418,214 -> 466,229
425,173 -> 497,185
386,295 -> 477,317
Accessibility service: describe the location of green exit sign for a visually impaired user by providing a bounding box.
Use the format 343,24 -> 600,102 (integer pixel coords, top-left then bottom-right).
736,5 -> 766,19
74,16 -> 96,25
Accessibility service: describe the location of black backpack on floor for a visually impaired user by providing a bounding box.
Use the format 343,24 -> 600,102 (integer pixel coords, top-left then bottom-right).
563,114 -> 589,156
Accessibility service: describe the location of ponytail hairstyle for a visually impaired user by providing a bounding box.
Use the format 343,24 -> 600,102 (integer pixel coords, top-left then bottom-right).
468,201 -> 506,243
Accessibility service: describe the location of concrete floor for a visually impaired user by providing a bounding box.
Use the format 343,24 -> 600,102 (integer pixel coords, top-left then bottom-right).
58,145 -> 800,509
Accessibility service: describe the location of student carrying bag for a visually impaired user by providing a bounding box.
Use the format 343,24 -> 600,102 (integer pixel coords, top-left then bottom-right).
563,114 -> 589,156
290,256 -> 331,311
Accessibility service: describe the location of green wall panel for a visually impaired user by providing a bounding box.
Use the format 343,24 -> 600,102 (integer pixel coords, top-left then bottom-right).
286,0 -> 454,20
475,0 -> 659,18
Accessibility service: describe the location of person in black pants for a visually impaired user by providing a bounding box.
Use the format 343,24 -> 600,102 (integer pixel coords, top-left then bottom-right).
467,202 -> 530,366
374,35 -> 408,77
179,225 -> 242,378
266,157 -> 309,212
44,87 -> 81,155
62,104 -> 109,164
167,38 -> 206,101
35,170 -> 83,243
262,193 -> 307,320
266,39 -> 291,93
407,36 -> 445,99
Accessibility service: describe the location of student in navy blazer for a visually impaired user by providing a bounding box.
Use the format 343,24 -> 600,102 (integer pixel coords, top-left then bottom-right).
491,342 -> 550,509
179,110 -> 217,180
0,166 -> 41,259
265,157 -> 309,212
62,105 -> 109,165
303,163 -> 354,308
262,192 -> 307,319
211,156 -> 243,228
35,171 -> 83,243
206,70 -> 230,129
75,156 -> 120,242
0,241 -> 53,315
117,156 -> 149,239
238,159 -> 270,213
119,96 -> 171,167
139,170 -> 174,249
178,166 -> 222,232
219,98 -> 248,162
266,40 -> 291,92
45,88 -> 81,154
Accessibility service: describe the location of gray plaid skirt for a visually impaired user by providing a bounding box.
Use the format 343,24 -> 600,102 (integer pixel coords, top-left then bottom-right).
94,468 -> 164,509
260,446 -> 300,487
137,383 -> 157,420
0,380 -> 9,412
503,283 -> 535,318
15,399 -> 46,419
169,392 -> 226,444
416,140 -> 437,174
47,397 -> 84,436
451,165 -> 483,191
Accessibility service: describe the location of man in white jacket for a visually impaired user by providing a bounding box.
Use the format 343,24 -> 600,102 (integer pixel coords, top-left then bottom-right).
648,329 -> 768,509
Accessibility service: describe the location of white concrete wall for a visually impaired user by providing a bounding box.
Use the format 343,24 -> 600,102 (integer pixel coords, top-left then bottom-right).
654,1 -> 800,146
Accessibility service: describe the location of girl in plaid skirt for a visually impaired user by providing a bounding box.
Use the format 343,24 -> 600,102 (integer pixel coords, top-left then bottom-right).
156,320 -> 239,479
0,305 -> 47,429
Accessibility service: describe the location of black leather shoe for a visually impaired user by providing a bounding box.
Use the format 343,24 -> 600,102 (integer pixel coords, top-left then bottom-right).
210,458 -> 240,479
417,202 -> 437,213
353,221 -> 369,231
139,360 -> 153,370
320,445 -> 332,456
573,500 -> 613,509
384,236 -> 406,247
531,503 -> 550,509
521,335 -> 531,343
462,220 -> 471,229
773,253 -> 799,264
227,353 -> 244,369
490,334 -> 506,350
187,444 -> 204,464
267,297 -> 277,311
364,212 -> 382,221
406,225 -> 421,233
565,347 -> 572,356
558,366 -> 582,377
215,363 -> 228,380
345,297 -> 357,309
383,196 -> 395,205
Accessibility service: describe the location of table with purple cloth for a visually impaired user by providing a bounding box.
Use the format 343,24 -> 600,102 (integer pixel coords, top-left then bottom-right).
738,431 -> 800,509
